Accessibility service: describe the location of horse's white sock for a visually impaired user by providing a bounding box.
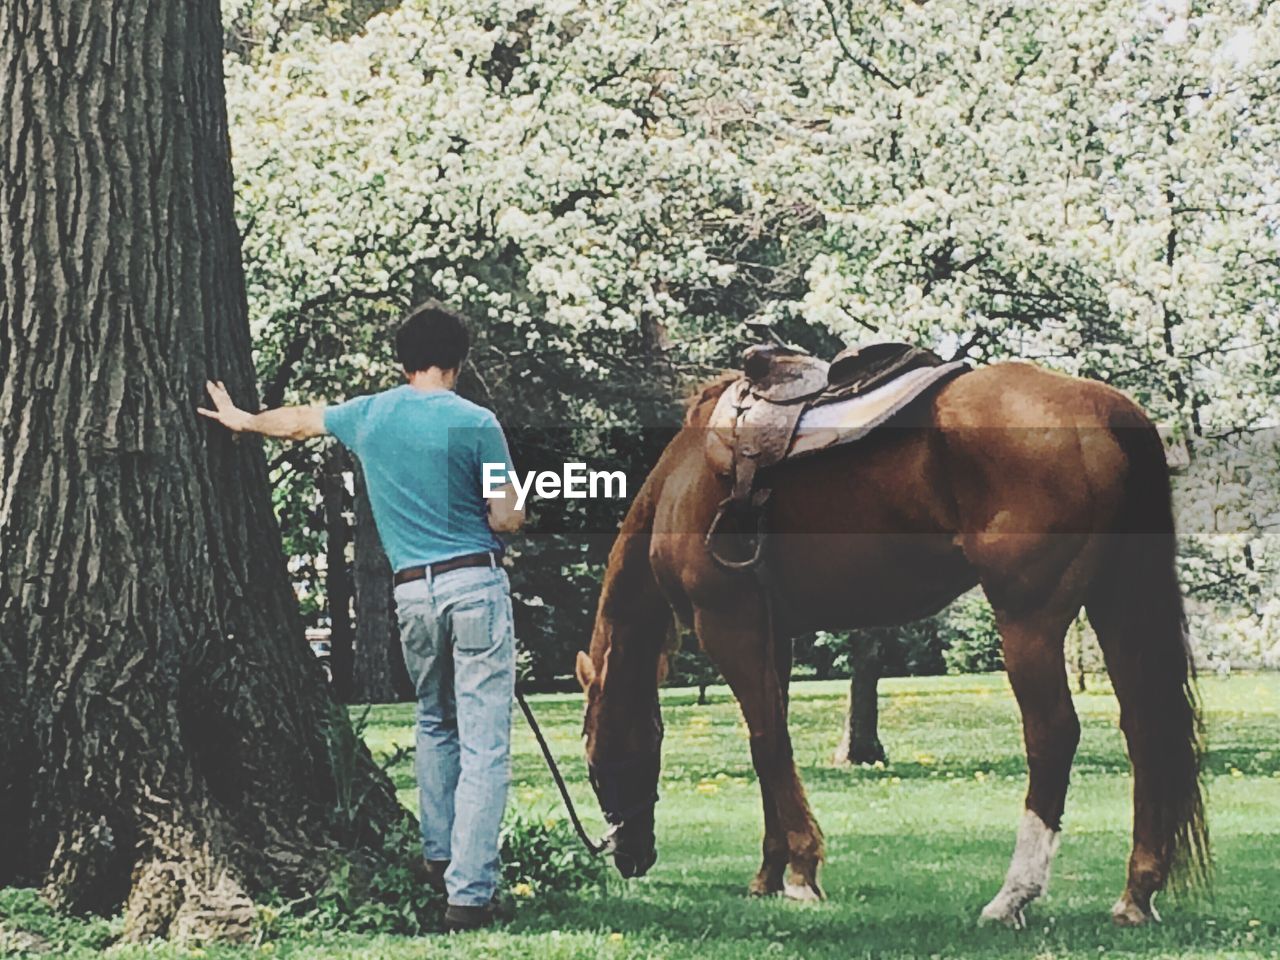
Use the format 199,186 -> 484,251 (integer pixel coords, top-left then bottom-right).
980,809 -> 1060,928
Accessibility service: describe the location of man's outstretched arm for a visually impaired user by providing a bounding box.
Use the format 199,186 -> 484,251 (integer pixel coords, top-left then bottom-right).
198,380 -> 327,440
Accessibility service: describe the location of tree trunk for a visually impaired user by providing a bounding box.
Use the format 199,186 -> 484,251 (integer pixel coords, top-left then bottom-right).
351,467 -> 413,704
0,0 -> 405,940
322,448 -> 355,702
833,633 -> 887,766
1070,615 -> 1088,694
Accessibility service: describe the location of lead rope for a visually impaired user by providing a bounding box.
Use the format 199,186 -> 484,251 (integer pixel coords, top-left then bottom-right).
514,687 -> 608,856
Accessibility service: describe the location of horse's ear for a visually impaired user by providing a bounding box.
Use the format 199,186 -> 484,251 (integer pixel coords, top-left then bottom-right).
575,650 -> 596,690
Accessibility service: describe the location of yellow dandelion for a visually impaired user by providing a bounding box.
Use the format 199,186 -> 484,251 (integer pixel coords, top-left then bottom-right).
609,932 -> 625,943
512,882 -> 534,898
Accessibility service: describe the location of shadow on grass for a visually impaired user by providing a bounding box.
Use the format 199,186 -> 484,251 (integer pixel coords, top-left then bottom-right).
498,830 -> 1276,960
506,885 -> 1271,960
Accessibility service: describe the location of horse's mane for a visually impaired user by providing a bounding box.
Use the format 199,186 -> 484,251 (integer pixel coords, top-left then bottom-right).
683,372 -> 737,428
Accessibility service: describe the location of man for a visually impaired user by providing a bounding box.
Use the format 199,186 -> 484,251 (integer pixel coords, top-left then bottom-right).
199,300 -> 523,932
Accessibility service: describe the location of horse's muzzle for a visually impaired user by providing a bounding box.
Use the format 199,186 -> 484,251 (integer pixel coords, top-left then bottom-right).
606,807 -> 656,878
588,748 -> 661,879
587,743 -> 662,878
613,843 -> 657,879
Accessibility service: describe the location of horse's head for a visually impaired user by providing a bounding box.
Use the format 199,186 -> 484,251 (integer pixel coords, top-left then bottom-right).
576,649 -> 662,879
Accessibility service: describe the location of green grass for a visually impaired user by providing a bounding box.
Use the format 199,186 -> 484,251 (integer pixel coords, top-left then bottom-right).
4,674 -> 1279,958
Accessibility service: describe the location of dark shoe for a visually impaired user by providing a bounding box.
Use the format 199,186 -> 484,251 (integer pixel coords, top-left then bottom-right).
444,901 -> 499,932
413,858 -> 449,895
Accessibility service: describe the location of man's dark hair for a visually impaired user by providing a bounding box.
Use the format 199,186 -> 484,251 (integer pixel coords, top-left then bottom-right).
396,300 -> 470,372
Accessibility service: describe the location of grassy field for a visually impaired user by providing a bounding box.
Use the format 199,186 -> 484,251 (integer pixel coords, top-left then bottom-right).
3,673 -> 1278,958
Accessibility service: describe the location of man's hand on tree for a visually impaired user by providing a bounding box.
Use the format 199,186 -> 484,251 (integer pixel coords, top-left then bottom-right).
199,382 -> 328,440
198,380 -> 254,432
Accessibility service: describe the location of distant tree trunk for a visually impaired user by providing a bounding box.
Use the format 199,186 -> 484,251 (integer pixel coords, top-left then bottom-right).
352,468 -> 413,704
322,448 -> 355,701
833,633 -> 887,765
1069,615 -> 1088,694
0,0 -> 404,940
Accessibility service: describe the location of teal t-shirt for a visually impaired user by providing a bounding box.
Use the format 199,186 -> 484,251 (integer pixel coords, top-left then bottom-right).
324,386 -> 514,572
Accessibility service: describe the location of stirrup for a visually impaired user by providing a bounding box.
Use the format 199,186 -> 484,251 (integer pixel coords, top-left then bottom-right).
705,495 -> 768,572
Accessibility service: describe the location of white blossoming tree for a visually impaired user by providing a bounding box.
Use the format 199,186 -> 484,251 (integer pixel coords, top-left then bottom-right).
225,0 -> 1279,675
781,0 -> 1279,664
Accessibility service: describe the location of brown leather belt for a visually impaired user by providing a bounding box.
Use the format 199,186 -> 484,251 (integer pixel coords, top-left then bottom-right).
394,551 -> 497,586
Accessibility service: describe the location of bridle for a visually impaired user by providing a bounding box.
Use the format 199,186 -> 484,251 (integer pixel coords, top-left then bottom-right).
516,688 -> 663,858
587,750 -> 662,826
587,690 -> 664,824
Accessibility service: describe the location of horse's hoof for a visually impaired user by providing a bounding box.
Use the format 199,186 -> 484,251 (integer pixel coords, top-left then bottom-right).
980,897 -> 1026,930
1111,895 -> 1157,927
783,881 -> 822,902
747,876 -> 782,897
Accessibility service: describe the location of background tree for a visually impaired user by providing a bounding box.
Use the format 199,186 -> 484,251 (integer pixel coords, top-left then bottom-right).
0,0 -> 404,940
351,469 -> 414,703
224,0 -> 1279,681
219,0 -> 850,687
939,592 -> 1005,676
668,633 -> 724,706
796,0 -> 1280,660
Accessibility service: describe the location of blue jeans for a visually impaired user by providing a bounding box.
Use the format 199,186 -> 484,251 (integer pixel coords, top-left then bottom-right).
394,565 -> 515,907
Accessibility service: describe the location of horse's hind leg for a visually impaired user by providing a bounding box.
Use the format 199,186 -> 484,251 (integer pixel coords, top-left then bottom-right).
980,604 -> 1082,929
694,602 -> 823,900
1087,616 -> 1169,925
1087,572 -> 1206,926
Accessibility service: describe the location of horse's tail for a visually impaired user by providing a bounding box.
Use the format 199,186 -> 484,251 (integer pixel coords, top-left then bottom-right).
1088,404 -> 1209,891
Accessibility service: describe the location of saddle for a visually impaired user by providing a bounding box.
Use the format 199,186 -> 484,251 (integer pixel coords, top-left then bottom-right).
705,341 -> 969,570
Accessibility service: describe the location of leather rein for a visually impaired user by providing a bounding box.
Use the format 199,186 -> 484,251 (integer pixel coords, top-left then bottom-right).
514,687 -> 610,857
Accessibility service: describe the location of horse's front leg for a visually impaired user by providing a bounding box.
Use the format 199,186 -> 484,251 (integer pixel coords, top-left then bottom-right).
748,772 -> 788,896
746,632 -> 798,896
695,604 -> 824,900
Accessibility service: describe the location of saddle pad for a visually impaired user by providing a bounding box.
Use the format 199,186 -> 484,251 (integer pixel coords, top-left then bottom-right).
786,361 -> 969,459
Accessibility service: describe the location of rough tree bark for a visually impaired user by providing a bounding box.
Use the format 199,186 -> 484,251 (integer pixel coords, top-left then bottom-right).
321,447 -> 355,702
351,468 -> 413,704
0,0 -> 405,940
833,632 -> 888,766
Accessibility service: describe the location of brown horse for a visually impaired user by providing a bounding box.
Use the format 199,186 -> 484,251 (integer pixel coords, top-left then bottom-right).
575,361 -> 1207,927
